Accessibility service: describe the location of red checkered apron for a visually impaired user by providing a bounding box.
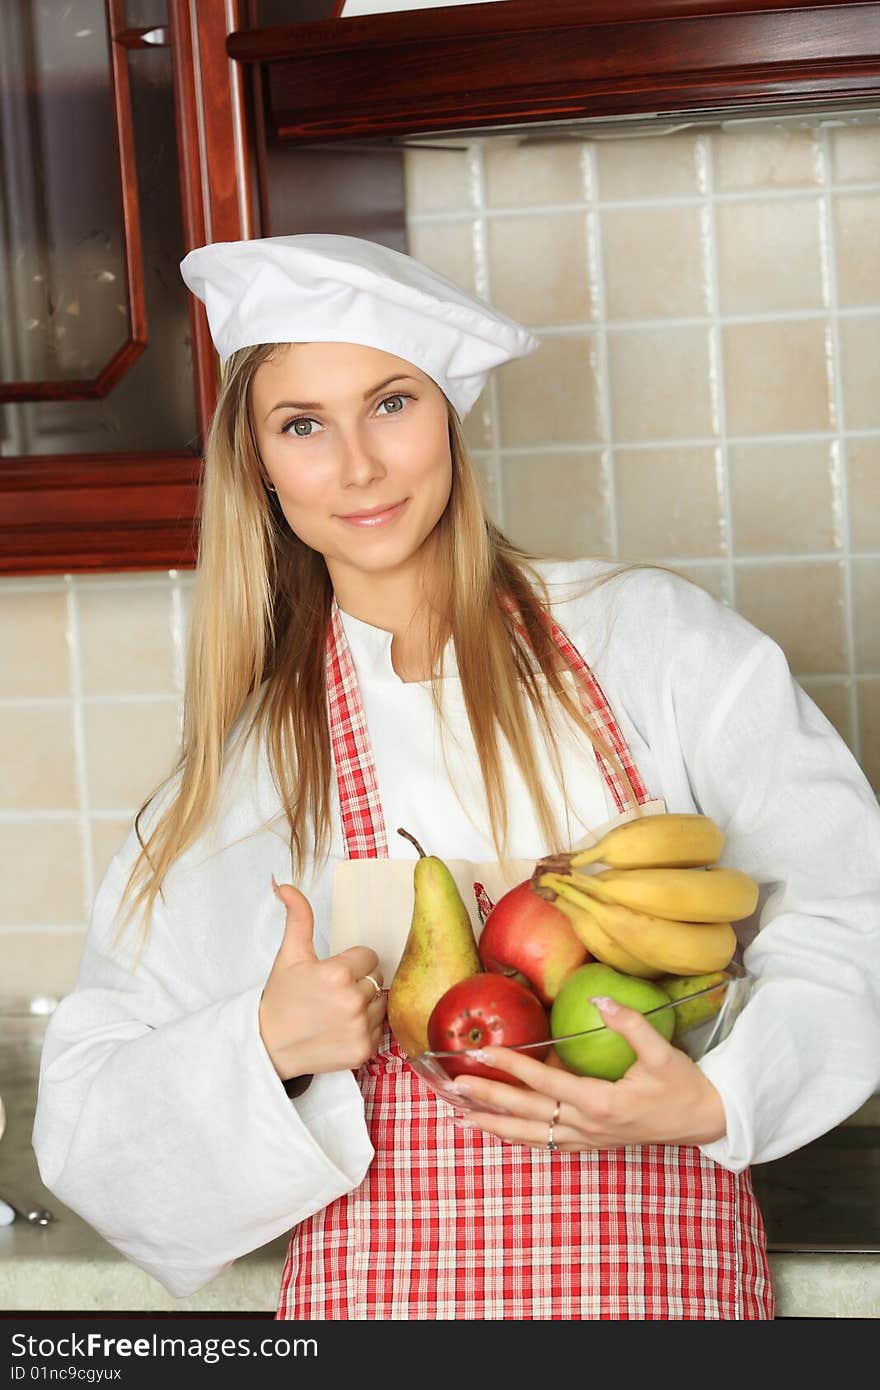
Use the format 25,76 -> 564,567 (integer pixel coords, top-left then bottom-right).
276,596 -> 774,1320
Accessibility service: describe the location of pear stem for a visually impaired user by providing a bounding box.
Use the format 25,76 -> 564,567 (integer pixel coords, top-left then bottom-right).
397,827 -> 426,858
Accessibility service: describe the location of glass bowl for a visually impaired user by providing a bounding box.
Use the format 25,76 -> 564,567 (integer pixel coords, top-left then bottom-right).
407,962 -> 753,1115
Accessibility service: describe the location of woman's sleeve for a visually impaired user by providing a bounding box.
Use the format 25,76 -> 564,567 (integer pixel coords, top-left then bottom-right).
650,577 -> 880,1171
31,849 -> 374,1299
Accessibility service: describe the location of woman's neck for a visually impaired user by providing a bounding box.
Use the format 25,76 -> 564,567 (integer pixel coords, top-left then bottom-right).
328,558 -> 442,682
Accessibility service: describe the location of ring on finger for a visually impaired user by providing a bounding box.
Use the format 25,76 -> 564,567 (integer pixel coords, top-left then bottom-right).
363,973 -> 383,1001
547,1099 -> 561,1152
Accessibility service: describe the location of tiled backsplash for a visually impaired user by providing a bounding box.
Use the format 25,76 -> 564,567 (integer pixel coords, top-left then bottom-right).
406,124 -> 880,788
0,573 -> 194,995
1,122 -> 878,996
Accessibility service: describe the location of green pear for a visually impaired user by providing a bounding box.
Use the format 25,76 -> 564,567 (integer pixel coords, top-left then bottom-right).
655,971 -> 730,1041
388,828 -> 482,1058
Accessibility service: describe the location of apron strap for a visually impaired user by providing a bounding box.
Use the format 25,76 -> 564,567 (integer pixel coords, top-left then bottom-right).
325,602 -> 389,858
326,590 -> 651,859
497,591 -> 651,813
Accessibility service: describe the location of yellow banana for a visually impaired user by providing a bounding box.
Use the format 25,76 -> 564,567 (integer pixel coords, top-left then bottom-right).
569,813 -> 725,871
571,894 -> 738,976
538,874 -> 663,979
573,866 -> 759,924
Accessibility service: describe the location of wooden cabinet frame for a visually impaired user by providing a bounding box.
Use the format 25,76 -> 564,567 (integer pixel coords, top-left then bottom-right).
0,0 -> 253,575
1,0 -> 148,407
3,0 -> 879,575
232,0 -> 880,139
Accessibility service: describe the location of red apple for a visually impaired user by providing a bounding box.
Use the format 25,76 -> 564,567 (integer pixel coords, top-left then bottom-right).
427,973 -> 551,1085
477,879 -> 591,1006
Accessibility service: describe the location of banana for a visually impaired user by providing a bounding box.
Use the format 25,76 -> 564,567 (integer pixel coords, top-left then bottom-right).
567,813 -> 725,871
573,865 -> 759,924
576,894 -> 738,976
538,874 -> 664,979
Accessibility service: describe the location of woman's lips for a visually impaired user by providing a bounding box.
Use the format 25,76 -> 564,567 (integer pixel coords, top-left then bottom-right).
338,499 -> 407,528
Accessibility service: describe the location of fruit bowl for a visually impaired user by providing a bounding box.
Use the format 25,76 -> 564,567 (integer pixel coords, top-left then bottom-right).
407,962 -> 753,1116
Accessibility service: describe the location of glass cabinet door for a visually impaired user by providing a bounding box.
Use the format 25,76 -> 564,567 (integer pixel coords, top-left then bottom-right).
0,0 -> 197,457
0,0 -> 253,575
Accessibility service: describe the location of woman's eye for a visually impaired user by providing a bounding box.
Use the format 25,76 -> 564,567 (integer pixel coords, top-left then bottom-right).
279,391 -> 411,433
282,417 -> 321,438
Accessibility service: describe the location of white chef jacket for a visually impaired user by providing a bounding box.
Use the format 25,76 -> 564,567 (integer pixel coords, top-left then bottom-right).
32,558 -> 880,1298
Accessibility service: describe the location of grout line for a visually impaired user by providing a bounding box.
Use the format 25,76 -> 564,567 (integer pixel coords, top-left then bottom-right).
587,141 -> 619,559
468,139 -> 504,526
701,132 -> 736,607
56,573 -> 181,588
169,570 -> 187,741
0,697 -> 74,708
0,693 -> 181,707
406,180 -> 880,223
0,810 -> 137,822
0,571 -> 193,594
789,672 -> 878,683
65,579 -> 96,923
797,673 -> 880,686
0,577 -> 68,593
491,430 -> 880,453
624,551 -> 864,567
477,307 -> 880,335
0,924 -> 89,936
819,127 -> 861,766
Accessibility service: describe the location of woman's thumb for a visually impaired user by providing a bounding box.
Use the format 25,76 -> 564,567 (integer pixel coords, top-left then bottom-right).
271,875 -> 318,966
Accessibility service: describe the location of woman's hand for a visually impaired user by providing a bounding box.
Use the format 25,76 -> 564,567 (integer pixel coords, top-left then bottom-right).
259,878 -> 387,1082
448,996 -> 727,1151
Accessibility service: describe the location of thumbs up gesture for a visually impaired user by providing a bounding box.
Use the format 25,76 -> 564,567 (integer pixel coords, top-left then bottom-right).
258,876 -> 387,1085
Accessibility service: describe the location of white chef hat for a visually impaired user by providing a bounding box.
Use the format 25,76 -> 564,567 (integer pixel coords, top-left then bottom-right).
179,233 -> 540,419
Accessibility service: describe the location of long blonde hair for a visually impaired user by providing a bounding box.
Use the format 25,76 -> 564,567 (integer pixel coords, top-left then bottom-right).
116,343 -> 641,951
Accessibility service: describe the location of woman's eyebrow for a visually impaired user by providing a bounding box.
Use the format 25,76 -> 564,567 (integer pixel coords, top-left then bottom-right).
265,374 -> 420,420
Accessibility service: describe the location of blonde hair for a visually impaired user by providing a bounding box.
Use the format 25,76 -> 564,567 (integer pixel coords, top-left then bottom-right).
115,343 -> 641,953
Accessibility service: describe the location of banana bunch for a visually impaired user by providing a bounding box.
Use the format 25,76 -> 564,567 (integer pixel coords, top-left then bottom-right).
534,813 -> 759,979
541,812 -> 726,873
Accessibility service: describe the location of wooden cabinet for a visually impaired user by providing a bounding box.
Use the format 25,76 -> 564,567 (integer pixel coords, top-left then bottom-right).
234,0 -> 880,141
3,0 -> 879,576
0,0 -> 254,574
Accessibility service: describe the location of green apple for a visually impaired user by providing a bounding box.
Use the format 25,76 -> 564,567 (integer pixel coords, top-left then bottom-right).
655,971 -> 730,1041
550,962 -> 674,1080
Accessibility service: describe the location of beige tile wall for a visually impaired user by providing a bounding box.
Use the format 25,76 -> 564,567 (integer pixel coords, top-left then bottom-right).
0,573 -> 192,996
1,122 -> 878,998
406,122 -> 880,793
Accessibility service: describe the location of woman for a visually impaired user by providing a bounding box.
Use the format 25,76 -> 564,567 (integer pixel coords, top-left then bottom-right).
33,234 -> 880,1320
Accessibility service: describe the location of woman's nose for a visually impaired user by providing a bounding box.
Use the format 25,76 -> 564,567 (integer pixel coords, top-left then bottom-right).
337,429 -> 387,485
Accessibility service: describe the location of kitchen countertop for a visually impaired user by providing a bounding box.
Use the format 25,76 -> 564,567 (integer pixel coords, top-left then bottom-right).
3,1004 -> 878,1319
2,1215 -> 878,1317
